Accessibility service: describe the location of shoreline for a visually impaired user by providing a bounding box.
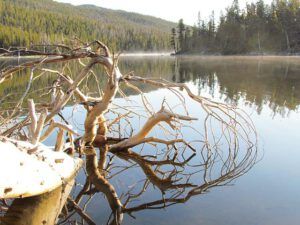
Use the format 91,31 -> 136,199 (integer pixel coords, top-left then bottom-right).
1,53 -> 300,60
172,52 -> 300,57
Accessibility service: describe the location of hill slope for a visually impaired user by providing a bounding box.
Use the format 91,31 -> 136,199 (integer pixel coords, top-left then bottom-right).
0,0 -> 175,51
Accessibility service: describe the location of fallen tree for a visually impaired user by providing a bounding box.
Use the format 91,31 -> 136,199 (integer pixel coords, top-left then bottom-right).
0,40 -> 258,225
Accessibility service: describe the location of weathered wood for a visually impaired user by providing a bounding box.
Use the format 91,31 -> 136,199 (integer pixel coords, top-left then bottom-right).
1,179 -> 75,225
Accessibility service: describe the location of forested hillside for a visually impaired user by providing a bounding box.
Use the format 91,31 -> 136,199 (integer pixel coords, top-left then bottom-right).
0,0 -> 175,51
171,0 -> 300,55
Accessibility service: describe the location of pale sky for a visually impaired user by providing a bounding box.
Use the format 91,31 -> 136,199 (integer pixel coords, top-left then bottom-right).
55,0 -> 272,25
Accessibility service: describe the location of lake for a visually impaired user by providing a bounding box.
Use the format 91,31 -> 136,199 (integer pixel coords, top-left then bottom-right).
1,55 -> 300,225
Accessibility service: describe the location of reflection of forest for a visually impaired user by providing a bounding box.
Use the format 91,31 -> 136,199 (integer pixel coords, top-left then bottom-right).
1,56 -> 300,116
174,56 -> 300,115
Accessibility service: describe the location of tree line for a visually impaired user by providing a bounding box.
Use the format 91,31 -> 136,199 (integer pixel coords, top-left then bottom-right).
0,0 -> 173,51
171,0 -> 300,55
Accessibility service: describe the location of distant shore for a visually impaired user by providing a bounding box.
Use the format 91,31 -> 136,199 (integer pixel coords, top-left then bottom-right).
1,53 -> 300,60
0,53 -> 172,59
120,52 -> 172,57
172,51 -> 300,57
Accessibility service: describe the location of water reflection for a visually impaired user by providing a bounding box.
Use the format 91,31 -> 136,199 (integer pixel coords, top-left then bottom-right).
172,56 -> 300,116
1,56 -> 300,117
0,56 -> 299,225
62,118 -> 257,225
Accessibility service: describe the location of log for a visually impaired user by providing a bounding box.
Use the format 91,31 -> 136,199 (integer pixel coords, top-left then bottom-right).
0,137 -> 82,199
1,179 -> 75,225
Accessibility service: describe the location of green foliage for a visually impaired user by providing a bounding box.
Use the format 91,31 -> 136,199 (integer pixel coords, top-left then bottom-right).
0,0 -> 175,51
177,19 -> 185,52
170,28 -> 176,52
171,0 -> 300,55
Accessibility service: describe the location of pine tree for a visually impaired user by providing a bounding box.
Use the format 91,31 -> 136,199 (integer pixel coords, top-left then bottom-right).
177,19 -> 185,53
170,28 -> 177,53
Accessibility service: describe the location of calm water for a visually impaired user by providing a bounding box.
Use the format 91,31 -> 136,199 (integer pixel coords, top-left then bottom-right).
1,56 -> 300,225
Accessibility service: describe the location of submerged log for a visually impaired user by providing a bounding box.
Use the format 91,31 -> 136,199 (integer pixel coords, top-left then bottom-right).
0,137 -> 82,199
1,178 -> 75,225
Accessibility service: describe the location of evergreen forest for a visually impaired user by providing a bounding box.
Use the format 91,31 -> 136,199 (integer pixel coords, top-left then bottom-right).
0,0 -> 174,51
171,0 -> 300,55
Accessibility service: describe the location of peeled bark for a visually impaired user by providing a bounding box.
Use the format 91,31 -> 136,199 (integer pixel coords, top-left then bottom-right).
82,46 -> 124,225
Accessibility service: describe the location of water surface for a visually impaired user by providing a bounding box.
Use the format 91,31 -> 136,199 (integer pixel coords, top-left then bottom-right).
1,55 -> 300,225
118,56 -> 300,225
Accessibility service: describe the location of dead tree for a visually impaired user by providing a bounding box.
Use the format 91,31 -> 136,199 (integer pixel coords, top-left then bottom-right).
0,40 -> 258,225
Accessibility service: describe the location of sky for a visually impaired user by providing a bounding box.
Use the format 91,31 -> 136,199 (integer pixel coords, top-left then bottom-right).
55,0 -> 273,25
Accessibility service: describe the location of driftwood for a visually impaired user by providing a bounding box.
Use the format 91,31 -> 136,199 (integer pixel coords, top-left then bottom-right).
0,40 -> 258,225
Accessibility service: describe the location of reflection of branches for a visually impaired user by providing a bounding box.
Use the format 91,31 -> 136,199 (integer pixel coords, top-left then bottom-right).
0,41 -> 258,225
